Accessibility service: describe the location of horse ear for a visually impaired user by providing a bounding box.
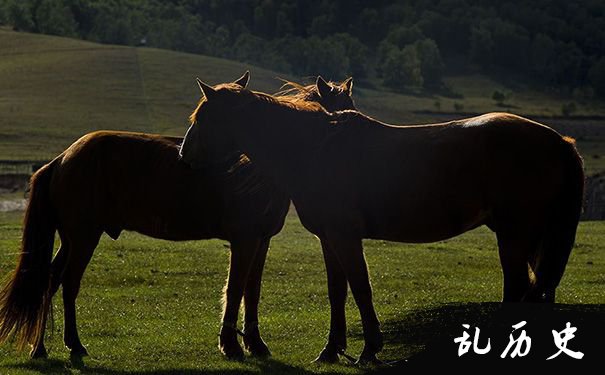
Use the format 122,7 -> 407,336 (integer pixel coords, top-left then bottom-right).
343,77 -> 353,95
316,76 -> 331,98
234,71 -> 250,88
197,78 -> 217,100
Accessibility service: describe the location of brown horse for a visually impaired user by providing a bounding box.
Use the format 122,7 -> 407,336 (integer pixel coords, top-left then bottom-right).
0,73 -> 355,360
179,76 -> 585,364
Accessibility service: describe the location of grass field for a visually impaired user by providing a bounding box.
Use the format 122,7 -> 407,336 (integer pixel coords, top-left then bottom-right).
2,29 -> 605,174
0,208 -> 603,373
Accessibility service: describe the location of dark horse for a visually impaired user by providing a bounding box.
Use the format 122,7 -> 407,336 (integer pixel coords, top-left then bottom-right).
179,75 -> 585,364
0,73 -> 355,360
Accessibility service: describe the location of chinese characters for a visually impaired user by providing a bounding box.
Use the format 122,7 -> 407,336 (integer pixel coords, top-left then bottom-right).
454,321 -> 584,360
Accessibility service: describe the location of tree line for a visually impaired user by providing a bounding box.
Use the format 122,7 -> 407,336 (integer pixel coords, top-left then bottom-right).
1,0 -> 604,97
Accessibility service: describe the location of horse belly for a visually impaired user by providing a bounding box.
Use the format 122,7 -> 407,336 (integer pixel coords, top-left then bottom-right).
363,193 -> 489,243
119,202 -> 225,241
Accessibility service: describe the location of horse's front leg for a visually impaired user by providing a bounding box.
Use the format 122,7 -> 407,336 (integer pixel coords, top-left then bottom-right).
326,232 -> 383,365
242,237 -> 271,357
219,237 -> 260,360
314,238 -> 348,363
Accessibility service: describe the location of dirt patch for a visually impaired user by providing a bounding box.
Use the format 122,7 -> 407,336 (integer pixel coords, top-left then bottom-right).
0,199 -> 26,212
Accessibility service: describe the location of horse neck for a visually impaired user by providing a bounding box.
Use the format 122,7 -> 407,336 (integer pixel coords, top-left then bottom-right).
230,101 -> 327,194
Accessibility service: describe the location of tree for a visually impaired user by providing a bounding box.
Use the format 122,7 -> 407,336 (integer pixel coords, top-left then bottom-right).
275,10 -> 293,36
469,21 -> 494,66
552,41 -> 585,87
327,33 -> 368,77
308,14 -> 332,37
353,8 -> 383,45
530,33 -> 556,84
381,44 -> 423,89
34,0 -> 78,37
379,37 -> 443,90
300,36 -> 349,79
415,38 -> 444,88
253,0 -> 277,38
384,25 -> 424,48
0,1 -> 8,25
87,3 -> 136,45
588,57 -> 605,97
234,33 -> 291,73
6,0 -> 34,32
470,17 -> 532,72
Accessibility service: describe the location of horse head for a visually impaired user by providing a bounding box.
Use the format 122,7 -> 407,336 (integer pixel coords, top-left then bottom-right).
179,72 -> 250,169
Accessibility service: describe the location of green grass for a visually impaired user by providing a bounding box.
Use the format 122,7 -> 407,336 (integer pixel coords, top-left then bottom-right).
2,29 -> 605,174
0,29 -> 287,161
0,209 -> 603,373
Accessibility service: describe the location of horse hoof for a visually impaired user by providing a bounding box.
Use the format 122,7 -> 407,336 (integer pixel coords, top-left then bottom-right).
219,330 -> 245,361
69,345 -> 89,357
312,348 -> 339,364
223,349 -> 245,361
29,347 -> 48,359
355,352 -> 384,367
247,344 -> 271,358
243,333 -> 271,357
220,343 -> 245,361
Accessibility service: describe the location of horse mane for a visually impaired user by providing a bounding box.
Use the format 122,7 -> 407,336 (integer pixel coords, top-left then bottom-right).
250,89 -> 326,112
274,79 -> 318,103
189,82 -> 324,125
189,97 -> 206,125
274,78 -> 349,103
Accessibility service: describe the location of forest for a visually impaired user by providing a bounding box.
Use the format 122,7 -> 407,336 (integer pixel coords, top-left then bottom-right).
1,0 -> 604,96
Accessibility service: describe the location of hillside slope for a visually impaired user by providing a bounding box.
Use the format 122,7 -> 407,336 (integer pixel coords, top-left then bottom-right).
0,29 -> 287,160
1,29 -> 604,174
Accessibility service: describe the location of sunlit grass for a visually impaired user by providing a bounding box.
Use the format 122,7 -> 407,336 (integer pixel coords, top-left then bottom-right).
0,209 -> 602,373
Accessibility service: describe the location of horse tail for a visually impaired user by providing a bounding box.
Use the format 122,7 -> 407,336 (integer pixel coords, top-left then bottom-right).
0,159 -> 58,350
532,136 -> 584,302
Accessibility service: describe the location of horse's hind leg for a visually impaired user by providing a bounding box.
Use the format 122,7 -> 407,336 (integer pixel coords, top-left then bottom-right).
62,231 -> 101,357
219,237 -> 259,360
527,223 -> 578,303
325,232 -> 382,365
242,237 -> 271,357
314,239 -> 348,363
29,242 -> 70,358
496,231 -> 536,302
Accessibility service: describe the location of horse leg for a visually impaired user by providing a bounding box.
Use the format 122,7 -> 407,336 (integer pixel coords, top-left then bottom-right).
527,231 -> 577,303
29,242 -> 70,358
219,237 -> 259,360
496,231 -> 533,302
314,239 -> 348,363
242,237 -> 271,357
62,231 -> 100,357
326,233 -> 382,365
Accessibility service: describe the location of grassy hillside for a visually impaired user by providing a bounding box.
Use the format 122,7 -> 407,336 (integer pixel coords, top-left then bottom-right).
1,29 -> 605,173
0,210 -> 603,373
0,29 -> 286,161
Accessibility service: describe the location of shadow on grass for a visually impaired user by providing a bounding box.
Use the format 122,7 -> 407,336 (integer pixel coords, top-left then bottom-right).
5,303 -> 602,374
369,302 -> 605,373
2,354 -> 348,375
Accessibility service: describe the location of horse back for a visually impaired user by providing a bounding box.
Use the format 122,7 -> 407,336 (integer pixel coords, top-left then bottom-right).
297,113 -> 581,241
51,131 -> 225,240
